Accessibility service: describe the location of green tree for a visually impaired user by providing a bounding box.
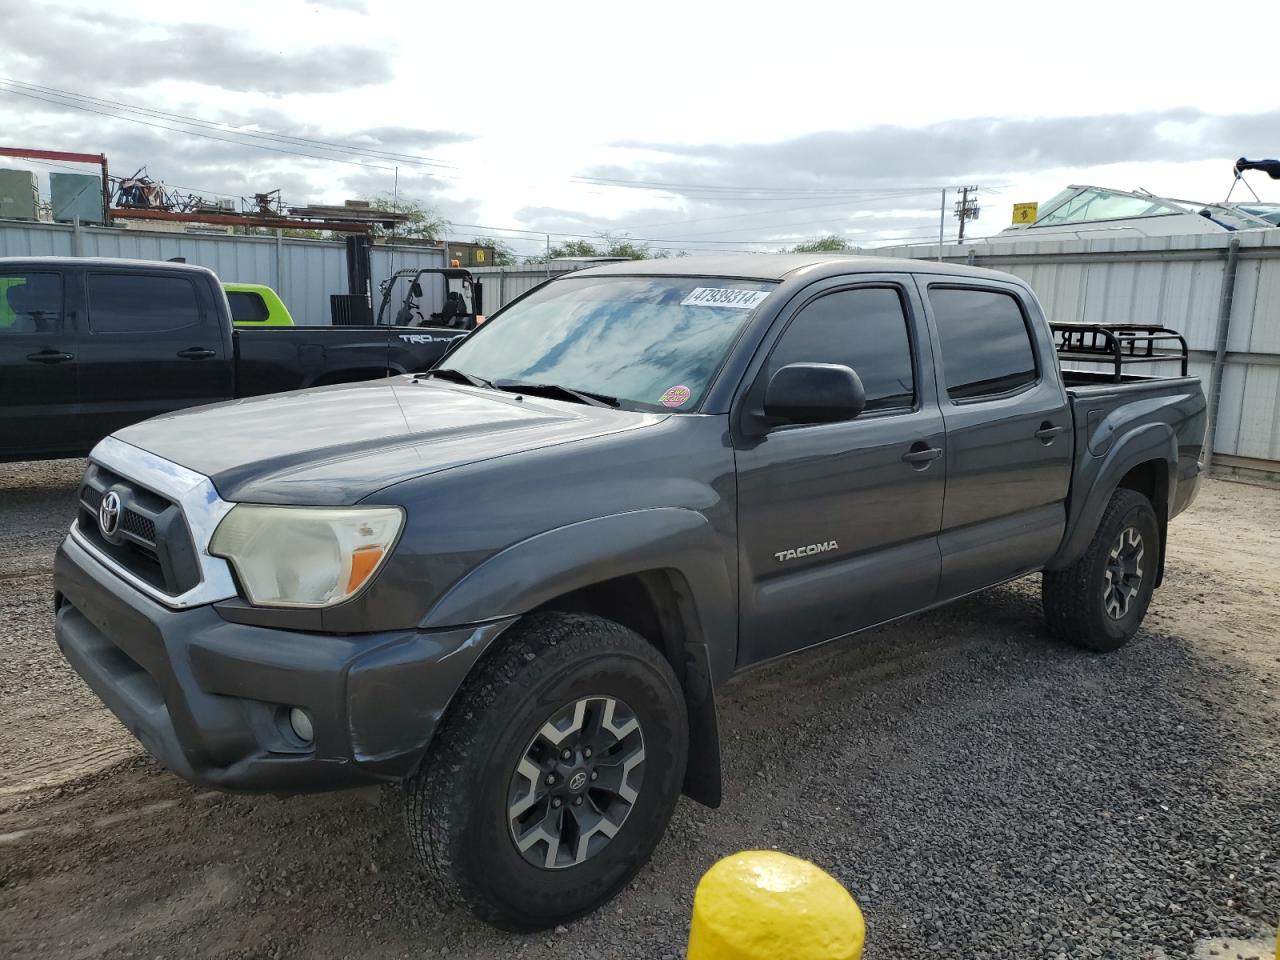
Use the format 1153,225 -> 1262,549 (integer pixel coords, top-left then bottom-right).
547,238 -> 602,258
790,235 -> 856,253
545,233 -> 681,261
363,195 -> 447,240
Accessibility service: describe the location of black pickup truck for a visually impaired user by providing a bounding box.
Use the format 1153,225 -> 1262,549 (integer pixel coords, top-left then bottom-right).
0,257 -> 467,461
53,254 -> 1206,930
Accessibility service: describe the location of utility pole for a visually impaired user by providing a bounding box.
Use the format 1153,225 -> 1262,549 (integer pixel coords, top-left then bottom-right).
937,188 -> 946,261
954,185 -> 980,243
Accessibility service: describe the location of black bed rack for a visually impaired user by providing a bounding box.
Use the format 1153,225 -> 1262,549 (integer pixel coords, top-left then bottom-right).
1050,322 -> 1189,382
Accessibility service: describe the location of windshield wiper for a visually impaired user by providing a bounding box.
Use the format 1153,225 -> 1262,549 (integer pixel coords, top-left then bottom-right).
424,367 -> 493,389
492,380 -> 620,408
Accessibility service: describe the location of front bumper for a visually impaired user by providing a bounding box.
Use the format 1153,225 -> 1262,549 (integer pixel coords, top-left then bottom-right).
54,534 -> 512,793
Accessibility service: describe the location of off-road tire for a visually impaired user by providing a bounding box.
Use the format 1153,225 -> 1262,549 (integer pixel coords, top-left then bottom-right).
404,611 -> 688,931
1043,488 -> 1160,652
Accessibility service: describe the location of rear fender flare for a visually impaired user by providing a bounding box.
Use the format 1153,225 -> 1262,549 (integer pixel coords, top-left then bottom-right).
1047,422 -> 1177,570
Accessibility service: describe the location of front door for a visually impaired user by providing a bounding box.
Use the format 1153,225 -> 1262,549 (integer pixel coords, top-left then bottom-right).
919,282 -> 1072,600
76,270 -> 233,447
0,269 -> 80,460
735,281 -> 946,667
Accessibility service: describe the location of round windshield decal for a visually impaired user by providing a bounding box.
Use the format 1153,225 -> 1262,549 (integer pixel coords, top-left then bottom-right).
659,385 -> 692,408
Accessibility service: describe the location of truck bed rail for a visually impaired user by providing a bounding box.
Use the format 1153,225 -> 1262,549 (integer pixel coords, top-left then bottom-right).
1050,322 -> 1188,382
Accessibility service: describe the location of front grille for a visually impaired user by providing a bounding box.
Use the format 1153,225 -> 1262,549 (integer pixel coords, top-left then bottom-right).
120,510 -> 157,544
82,484 -> 103,511
77,463 -> 202,596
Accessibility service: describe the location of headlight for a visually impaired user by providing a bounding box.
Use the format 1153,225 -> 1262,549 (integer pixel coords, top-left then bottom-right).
210,505 -> 404,608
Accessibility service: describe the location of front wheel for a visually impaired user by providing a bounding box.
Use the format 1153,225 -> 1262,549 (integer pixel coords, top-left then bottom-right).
1042,488 -> 1161,652
404,612 -> 688,931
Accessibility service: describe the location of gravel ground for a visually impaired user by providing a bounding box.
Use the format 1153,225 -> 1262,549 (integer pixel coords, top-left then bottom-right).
1,460 -> 1277,959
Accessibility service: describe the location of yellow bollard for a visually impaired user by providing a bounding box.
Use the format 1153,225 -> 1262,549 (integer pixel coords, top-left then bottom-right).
687,851 -> 866,960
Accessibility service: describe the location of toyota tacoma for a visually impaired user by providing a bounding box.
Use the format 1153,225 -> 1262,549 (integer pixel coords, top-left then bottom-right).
53,254 -> 1207,930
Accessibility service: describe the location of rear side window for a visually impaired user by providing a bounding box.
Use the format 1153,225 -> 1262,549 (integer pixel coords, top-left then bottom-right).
87,274 -> 201,333
0,273 -> 62,334
227,291 -> 269,322
768,286 -> 915,412
929,287 -> 1037,399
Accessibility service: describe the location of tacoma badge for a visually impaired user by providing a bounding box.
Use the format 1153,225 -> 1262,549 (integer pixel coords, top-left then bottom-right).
774,540 -> 839,562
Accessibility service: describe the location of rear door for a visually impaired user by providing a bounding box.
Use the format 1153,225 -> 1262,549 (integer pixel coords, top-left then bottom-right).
920,281 -> 1071,599
0,268 -> 79,459
734,278 -> 946,666
77,270 -> 234,445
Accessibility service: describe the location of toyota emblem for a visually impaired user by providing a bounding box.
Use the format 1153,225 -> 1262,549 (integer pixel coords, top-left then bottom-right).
568,771 -> 588,792
98,491 -> 122,538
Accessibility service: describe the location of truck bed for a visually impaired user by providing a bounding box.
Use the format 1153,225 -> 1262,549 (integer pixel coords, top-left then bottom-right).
233,323 -> 464,396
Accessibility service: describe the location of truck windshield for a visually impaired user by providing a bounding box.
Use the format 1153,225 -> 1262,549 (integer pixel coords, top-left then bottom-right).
437,276 -> 776,411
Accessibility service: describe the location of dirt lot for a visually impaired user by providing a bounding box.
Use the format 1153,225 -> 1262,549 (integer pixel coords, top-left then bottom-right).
1,460 -> 1277,959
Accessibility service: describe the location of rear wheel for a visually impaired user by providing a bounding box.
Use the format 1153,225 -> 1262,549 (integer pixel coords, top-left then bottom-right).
1042,488 -> 1160,652
405,612 -> 688,930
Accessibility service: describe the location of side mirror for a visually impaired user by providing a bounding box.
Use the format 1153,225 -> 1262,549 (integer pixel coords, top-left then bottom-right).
763,363 -> 866,426
410,281 -> 424,298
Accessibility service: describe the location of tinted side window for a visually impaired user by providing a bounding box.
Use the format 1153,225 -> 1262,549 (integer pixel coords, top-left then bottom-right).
88,274 -> 201,333
768,287 -> 914,412
929,287 -> 1037,399
227,291 -> 269,322
0,273 -> 63,334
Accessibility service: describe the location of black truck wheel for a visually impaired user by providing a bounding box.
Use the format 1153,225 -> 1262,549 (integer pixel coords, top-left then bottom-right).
1042,488 -> 1161,652
404,612 -> 688,931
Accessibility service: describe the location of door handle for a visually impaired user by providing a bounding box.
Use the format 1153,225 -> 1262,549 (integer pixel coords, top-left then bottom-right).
1035,423 -> 1066,443
177,347 -> 217,360
26,350 -> 75,364
901,444 -> 943,465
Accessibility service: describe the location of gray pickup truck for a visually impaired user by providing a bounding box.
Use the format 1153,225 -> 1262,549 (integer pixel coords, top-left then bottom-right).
53,254 -> 1206,930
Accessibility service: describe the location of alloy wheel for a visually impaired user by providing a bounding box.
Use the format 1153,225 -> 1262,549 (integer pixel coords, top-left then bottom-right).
1102,526 -> 1145,619
507,695 -> 646,870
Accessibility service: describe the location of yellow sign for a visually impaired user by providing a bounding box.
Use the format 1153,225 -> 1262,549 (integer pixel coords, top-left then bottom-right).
1012,202 -> 1038,225
475,249 -> 487,263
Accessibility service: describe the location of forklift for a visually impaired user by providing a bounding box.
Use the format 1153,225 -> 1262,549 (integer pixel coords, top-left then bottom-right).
375,267 -> 485,330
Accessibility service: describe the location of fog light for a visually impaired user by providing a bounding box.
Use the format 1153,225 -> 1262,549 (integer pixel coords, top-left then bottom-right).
288,707 -> 314,743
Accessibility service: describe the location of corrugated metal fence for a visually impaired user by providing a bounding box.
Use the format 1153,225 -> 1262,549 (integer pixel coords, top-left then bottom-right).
6,219 -> 1276,467
874,229 -> 1280,469
0,219 -> 444,326
471,261 -> 594,312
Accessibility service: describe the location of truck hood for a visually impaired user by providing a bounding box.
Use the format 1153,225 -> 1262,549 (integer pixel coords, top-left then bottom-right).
111,377 -> 667,504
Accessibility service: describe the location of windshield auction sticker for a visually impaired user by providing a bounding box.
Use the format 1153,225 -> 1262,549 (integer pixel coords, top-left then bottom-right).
680,287 -> 771,309
659,385 -> 692,407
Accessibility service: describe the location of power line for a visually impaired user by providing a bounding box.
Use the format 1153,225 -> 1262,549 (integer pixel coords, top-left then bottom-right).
568,174 -> 948,198
0,77 -> 456,169
624,190 -> 947,232
0,82 -> 447,174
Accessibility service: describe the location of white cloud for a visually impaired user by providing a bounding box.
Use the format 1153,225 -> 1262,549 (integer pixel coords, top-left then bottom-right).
0,0 -> 1276,257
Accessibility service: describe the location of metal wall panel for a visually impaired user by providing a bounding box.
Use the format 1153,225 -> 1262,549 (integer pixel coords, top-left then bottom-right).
49,173 -> 104,223
877,229 -> 1280,462
0,219 -> 443,326
469,261 -> 599,311
0,170 -> 38,220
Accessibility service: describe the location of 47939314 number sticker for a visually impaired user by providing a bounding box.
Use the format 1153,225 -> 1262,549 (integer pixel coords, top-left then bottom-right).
680,287 -> 770,309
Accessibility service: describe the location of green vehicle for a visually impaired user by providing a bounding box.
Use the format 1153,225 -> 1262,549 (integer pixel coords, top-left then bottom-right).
0,276 -> 25,329
222,282 -> 294,327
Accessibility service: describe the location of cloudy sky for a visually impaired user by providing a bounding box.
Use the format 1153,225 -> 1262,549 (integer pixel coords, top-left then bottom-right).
1,0 -> 1277,257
